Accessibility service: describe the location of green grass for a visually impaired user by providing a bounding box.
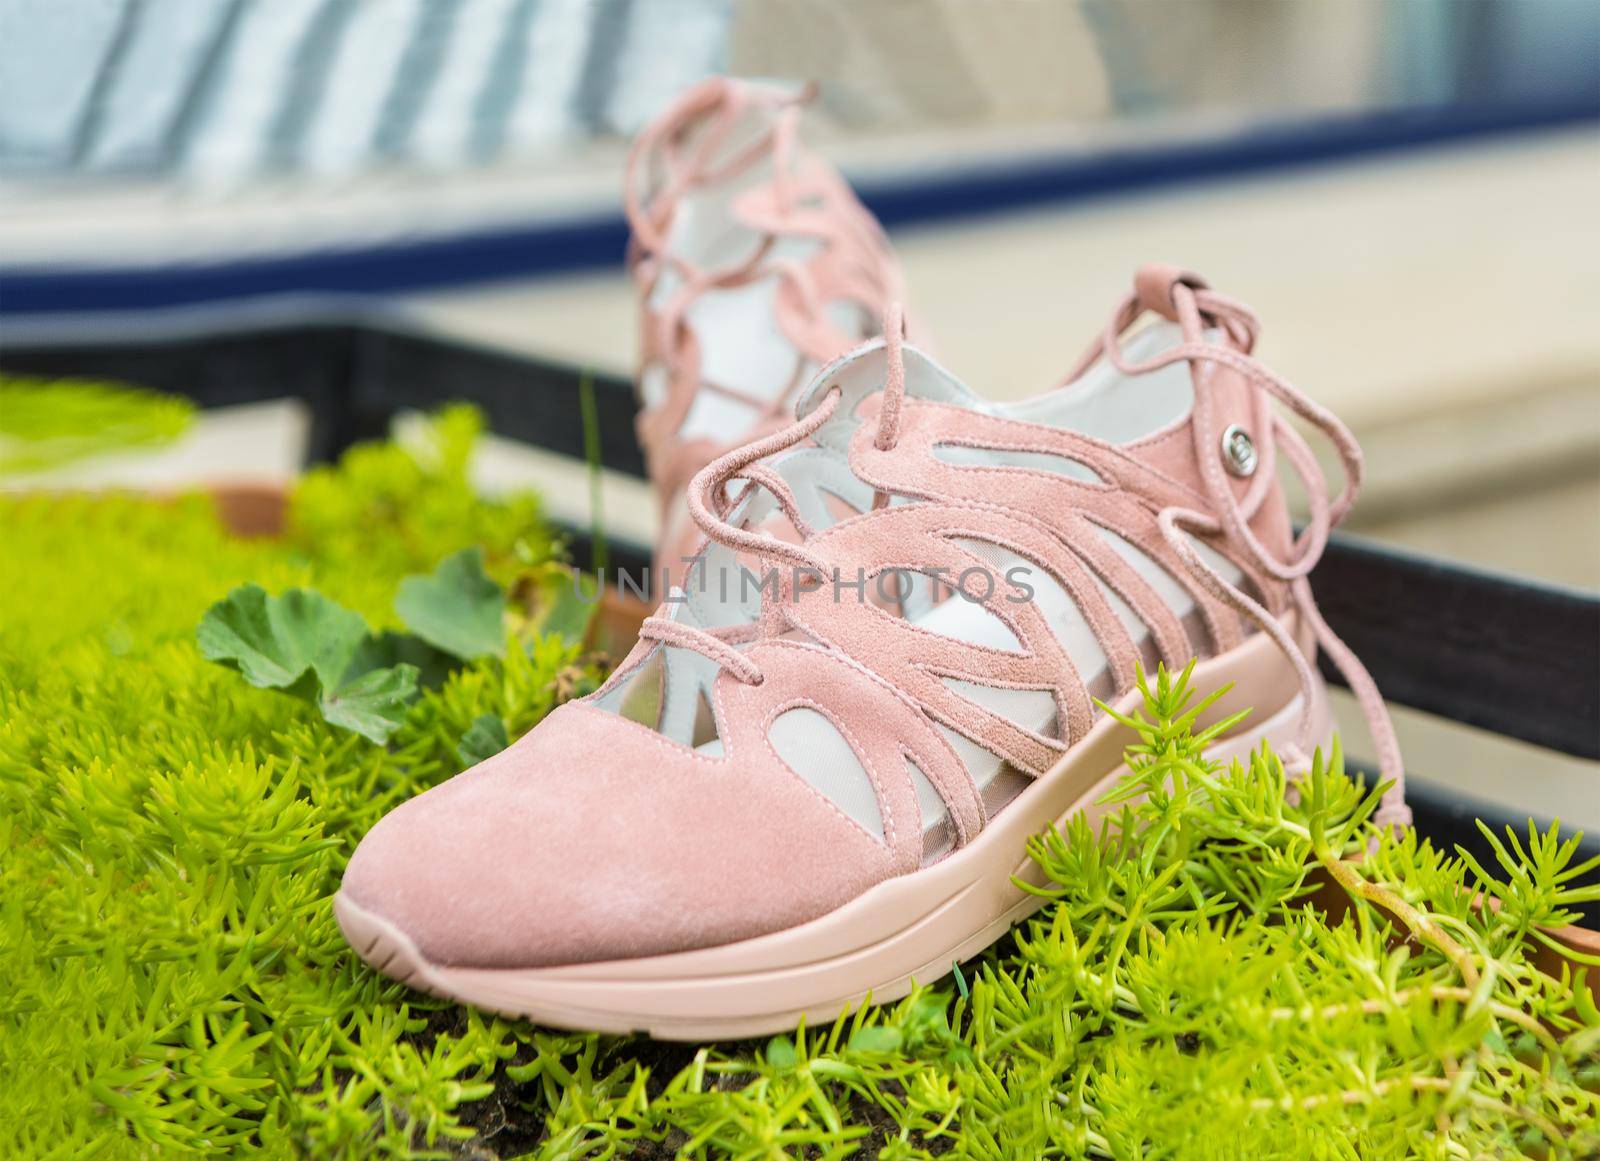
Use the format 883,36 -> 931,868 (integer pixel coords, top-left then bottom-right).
3,408 -> 1596,1158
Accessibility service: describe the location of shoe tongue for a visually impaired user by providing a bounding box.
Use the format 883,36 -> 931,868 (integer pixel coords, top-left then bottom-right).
795,339 -> 982,454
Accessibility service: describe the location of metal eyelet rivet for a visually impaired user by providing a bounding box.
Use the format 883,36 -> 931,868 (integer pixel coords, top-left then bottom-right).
1221,424 -> 1257,478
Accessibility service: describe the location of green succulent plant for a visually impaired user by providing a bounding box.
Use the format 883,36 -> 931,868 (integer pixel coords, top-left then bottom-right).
2,404 -> 1594,1159
0,375 -> 194,475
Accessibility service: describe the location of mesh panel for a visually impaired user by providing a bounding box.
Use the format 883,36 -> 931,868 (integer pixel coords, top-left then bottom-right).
921,817 -> 957,866
908,757 -> 957,866
916,595 -> 1023,650
768,707 -> 883,837
943,677 -> 1058,741
981,766 -> 1032,818
1092,526 -> 1210,652
953,536 -> 1110,684
907,758 -> 948,828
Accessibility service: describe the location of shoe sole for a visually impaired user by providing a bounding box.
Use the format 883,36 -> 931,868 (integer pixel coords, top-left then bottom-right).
336,638 -> 1327,1040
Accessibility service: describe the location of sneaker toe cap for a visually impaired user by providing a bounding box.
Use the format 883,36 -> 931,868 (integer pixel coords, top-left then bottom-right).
341,701 -> 897,969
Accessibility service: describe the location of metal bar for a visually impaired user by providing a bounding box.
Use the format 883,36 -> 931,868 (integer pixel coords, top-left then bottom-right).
1312,535 -> 1600,760
359,322 -> 642,475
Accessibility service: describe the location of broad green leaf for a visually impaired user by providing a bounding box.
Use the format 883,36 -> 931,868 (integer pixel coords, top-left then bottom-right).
197,584 -> 368,691
539,568 -> 599,646
343,629 -> 457,690
319,663 -> 419,744
513,561 -> 598,647
394,547 -> 506,661
198,584 -> 427,743
456,713 -> 510,766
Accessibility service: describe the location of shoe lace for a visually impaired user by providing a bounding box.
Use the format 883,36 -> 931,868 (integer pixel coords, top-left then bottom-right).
640,283 -> 1410,829
1090,274 -> 1408,828
624,79 -> 906,462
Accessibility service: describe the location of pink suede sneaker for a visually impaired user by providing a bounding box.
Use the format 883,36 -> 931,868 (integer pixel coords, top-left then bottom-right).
623,77 -> 911,577
336,266 -> 1408,1039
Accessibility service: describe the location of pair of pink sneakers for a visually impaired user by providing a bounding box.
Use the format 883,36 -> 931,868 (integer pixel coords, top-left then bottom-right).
336,79 -> 1407,1039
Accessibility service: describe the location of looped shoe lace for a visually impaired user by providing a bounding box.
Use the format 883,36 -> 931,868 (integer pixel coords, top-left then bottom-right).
641,281 -> 1411,829
1090,276 -> 1409,828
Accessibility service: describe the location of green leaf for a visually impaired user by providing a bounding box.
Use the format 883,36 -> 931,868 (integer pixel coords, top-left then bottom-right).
343,629 -> 457,690
457,714 -> 510,766
765,1036 -> 799,1069
538,569 -> 599,646
319,663 -> 419,745
394,547 -> 506,661
198,584 -> 426,743
514,562 -> 598,647
847,1026 -> 903,1055
197,584 -> 368,691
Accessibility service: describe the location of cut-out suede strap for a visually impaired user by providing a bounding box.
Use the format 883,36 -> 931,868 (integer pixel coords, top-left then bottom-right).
626,78 -> 908,505
662,270 -> 1410,830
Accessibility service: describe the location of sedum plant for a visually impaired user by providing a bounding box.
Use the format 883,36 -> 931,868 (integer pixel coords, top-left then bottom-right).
0,408 -> 597,1158
0,374 -> 194,475
2,404 -> 1595,1159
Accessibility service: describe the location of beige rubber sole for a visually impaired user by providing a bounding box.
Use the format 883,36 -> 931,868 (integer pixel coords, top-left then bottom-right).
336,640 -> 1327,1040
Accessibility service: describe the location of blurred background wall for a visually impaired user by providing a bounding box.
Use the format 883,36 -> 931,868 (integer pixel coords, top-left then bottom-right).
2,0 -> 1595,179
